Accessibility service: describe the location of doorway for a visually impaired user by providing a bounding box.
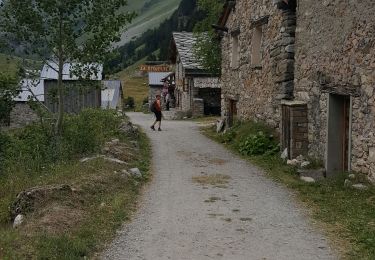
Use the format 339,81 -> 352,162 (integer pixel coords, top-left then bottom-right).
326,94 -> 351,175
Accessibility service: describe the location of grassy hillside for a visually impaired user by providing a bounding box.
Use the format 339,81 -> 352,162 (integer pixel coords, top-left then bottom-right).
117,0 -> 181,46
111,57 -> 149,111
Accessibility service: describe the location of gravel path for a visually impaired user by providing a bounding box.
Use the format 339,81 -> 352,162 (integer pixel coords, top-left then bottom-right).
102,112 -> 336,260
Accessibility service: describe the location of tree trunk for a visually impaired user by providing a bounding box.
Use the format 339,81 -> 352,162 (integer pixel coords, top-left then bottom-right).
55,57 -> 64,135
55,15 -> 64,136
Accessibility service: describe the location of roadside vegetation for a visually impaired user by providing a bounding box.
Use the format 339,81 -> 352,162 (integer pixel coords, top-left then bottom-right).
202,120 -> 375,260
0,109 -> 151,259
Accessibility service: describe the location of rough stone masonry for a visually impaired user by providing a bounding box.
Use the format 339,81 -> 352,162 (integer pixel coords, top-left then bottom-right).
293,0 -> 375,181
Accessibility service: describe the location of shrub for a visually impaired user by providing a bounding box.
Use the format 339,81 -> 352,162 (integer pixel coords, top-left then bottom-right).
239,131 -> 279,156
124,96 -> 135,109
1,109 -> 122,173
63,109 -> 121,156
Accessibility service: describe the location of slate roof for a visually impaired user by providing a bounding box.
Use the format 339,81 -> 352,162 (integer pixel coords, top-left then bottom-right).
101,80 -> 122,109
41,61 -> 103,81
14,79 -> 45,102
172,32 -> 204,71
148,72 -> 171,86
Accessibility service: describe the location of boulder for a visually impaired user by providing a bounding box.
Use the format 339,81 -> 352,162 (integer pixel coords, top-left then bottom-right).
10,185 -> 73,220
352,184 -> 368,191
280,148 -> 288,161
119,121 -> 139,136
301,161 -> 311,168
216,119 -> 225,133
297,168 -> 325,180
287,159 -> 299,166
129,168 -> 142,178
13,214 -> 24,228
300,176 -> 315,183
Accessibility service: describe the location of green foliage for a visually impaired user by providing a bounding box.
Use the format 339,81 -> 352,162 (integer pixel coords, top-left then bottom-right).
1,109 -> 122,173
239,131 -> 279,156
1,0 -> 136,133
0,72 -> 19,125
124,96 -> 135,109
193,0 -> 224,75
63,109 -> 122,156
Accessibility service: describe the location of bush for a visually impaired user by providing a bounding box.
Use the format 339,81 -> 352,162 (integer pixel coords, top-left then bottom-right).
1,109 -> 122,173
239,131 -> 279,156
124,96 -> 135,109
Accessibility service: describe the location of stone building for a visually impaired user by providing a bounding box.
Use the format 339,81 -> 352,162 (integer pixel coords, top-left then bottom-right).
290,0 -> 375,180
148,72 -> 171,107
218,0 -> 297,127
170,32 -> 221,116
5,79 -> 44,129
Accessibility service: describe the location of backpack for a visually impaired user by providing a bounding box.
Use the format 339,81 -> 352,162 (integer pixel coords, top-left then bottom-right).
149,101 -> 157,113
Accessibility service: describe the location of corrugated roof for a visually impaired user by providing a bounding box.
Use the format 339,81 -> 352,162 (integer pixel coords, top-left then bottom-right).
148,72 -> 171,86
172,32 -> 203,71
41,61 -> 103,81
14,79 -> 45,102
101,80 -> 122,109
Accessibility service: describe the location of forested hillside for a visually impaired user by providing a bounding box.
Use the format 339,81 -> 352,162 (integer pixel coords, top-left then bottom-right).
105,0 -> 204,74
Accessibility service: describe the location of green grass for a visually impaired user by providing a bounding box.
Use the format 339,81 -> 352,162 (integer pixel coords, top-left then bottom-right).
110,57 -> 150,111
0,110 -> 152,259
202,121 -> 375,260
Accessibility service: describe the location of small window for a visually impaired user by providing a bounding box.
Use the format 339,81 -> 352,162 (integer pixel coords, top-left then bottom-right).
251,25 -> 262,66
231,34 -> 240,68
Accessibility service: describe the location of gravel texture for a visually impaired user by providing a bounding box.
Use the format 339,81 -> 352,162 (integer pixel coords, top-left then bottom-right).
102,112 -> 337,260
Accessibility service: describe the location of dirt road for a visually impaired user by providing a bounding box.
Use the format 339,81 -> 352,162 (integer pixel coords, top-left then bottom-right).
102,112 -> 336,260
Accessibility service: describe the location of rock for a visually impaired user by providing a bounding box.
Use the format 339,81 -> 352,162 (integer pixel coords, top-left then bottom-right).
80,155 -> 128,165
348,174 -> 356,180
301,161 -> 311,168
129,168 -> 142,178
119,121 -> 138,136
216,119 -> 225,133
10,184 -> 73,220
297,168 -> 325,180
352,184 -> 368,191
280,148 -> 288,160
287,159 -> 299,166
111,139 -> 120,145
344,179 -> 352,187
13,214 -> 24,228
300,176 -> 315,183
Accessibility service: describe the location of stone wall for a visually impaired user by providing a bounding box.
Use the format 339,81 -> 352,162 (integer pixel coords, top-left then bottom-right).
7,103 -> 39,129
220,0 -> 296,129
294,0 -> 375,181
192,98 -> 204,117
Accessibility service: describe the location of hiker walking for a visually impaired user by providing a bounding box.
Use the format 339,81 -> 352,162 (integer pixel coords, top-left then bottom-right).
150,94 -> 162,131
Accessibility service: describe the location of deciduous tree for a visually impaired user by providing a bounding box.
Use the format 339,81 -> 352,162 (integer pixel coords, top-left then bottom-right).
193,0 -> 224,75
0,0 -> 135,134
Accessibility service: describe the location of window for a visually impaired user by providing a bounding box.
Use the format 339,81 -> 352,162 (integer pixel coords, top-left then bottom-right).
231,34 -> 240,68
251,25 -> 262,66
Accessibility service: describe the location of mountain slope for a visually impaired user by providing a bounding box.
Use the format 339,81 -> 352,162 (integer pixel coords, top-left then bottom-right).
117,0 -> 182,46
